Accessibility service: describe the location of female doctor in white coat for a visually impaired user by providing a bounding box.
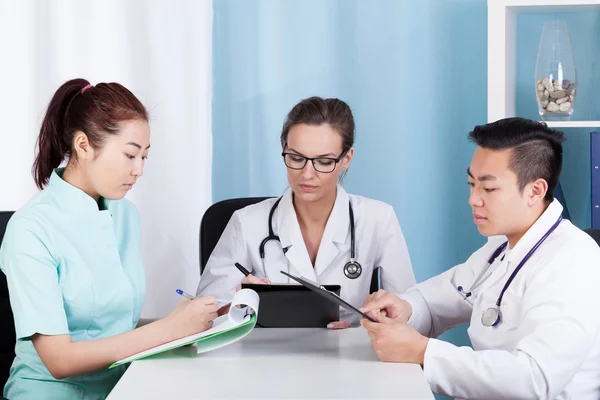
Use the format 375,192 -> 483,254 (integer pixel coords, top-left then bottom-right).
196,96 -> 416,328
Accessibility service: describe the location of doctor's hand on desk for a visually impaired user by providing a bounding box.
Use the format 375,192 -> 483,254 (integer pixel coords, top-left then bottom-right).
326,320 -> 352,329
165,296 -> 219,338
360,316 -> 429,364
359,290 -> 428,364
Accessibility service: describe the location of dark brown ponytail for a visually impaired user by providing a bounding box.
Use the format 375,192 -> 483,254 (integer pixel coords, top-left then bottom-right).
32,78 -> 148,189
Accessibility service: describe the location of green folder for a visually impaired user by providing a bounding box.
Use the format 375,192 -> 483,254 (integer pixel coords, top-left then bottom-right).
109,289 -> 259,369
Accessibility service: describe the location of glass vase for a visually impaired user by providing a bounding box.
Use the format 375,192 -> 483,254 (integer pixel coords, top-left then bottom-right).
535,20 -> 577,121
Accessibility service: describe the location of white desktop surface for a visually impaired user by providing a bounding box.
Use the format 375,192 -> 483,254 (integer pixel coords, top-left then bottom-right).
107,327 -> 434,399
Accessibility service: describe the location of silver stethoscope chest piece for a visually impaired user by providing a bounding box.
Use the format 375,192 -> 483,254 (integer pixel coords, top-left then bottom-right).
343,260 -> 362,279
481,306 -> 501,327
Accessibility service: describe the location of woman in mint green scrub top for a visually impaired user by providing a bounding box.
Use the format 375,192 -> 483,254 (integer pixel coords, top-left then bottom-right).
0,79 -> 218,400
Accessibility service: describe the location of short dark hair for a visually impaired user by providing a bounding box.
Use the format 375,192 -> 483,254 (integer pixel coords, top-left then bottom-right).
468,117 -> 565,203
280,96 -> 354,155
33,78 -> 148,189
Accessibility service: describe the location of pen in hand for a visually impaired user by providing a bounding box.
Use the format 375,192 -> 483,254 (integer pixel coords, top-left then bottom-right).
236,262 -> 269,286
175,289 -> 195,300
234,262 -> 251,277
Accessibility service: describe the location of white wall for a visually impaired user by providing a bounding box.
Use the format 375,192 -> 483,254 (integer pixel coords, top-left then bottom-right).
0,0 -> 213,317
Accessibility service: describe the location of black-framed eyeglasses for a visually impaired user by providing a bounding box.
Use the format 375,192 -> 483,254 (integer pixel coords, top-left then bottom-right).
281,152 -> 346,173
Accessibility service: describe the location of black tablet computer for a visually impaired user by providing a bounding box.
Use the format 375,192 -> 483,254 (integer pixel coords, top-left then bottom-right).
240,283 -> 341,328
279,271 -> 376,322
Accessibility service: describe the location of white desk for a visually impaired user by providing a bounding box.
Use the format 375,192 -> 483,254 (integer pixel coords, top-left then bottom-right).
108,327 -> 434,399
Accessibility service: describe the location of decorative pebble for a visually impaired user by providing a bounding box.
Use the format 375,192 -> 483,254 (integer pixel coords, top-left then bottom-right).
559,102 -> 572,112
537,78 -> 575,115
547,102 -> 559,112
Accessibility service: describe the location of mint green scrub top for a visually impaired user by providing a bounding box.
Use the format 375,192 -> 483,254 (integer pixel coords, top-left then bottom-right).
0,168 -> 146,399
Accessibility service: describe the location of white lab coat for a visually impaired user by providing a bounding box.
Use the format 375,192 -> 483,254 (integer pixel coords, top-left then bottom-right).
401,199 -> 600,399
197,185 -> 416,322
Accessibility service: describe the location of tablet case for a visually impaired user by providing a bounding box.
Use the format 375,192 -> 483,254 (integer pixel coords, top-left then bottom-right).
279,271 -> 376,322
240,283 -> 341,328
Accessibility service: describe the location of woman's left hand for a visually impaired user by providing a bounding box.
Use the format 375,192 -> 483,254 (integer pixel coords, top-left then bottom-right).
326,320 -> 351,329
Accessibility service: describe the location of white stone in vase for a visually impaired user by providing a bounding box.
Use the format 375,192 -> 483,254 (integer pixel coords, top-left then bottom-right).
559,102 -> 572,112
547,102 -> 559,112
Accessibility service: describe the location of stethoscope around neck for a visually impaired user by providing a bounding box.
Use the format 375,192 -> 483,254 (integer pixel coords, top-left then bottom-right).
259,196 -> 362,280
457,215 -> 563,327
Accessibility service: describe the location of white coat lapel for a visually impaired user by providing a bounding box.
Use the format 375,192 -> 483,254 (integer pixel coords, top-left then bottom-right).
314,186 -> 350,277
477,200 -> 564,298
276,189 -> 318,282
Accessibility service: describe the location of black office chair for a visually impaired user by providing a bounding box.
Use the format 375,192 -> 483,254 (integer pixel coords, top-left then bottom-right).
0,211 -> 15,393
199,198 -> 271,275
584,228 -> 600,247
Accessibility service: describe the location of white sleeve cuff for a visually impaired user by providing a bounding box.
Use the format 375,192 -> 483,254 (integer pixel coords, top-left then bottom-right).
399,288 -> 432,336
422,337 -> 441,386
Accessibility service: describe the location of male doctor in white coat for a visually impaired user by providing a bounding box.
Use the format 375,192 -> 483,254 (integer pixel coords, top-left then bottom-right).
361,117 -> 600,399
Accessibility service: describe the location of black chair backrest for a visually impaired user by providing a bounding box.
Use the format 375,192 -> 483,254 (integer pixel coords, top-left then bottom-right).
0,211 -> 15,391
584,228 -> 600,247
199,198 -> 271,274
